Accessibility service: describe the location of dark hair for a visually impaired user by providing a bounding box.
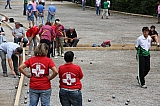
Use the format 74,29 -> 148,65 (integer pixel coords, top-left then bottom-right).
64,51 -> 74,63
39,1 -> 42,4
16,47 -> 23,54
15,22 -> 20,25
45,22 -> 51,26
142,27 -> 149,32
55,19 -> 60,23
150,25 -> 155,29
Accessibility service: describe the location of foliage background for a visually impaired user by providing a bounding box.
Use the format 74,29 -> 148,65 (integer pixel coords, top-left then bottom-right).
85,0 -> 159,15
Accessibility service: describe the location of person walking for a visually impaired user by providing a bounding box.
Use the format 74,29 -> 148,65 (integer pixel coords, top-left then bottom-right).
47,2 -> 56,24
58,51 -> 84,106
107,0 -> 111,16
0,42 -> 23,77
135,27 -> 152,88
12,22 -> 28,47
95,0 -> 101,16
26,1 -> 34,28
101,0 -> 109,19
38,22 -> 56,58
18,43 -> 58,106
5,0 -> 12,9
55,19 -> 65,57
36,2 -> 45,25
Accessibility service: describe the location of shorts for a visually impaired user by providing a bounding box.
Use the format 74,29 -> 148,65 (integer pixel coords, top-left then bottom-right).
27,15 -> 34,21
158,14 -> 160,18
33,11 -> 37,18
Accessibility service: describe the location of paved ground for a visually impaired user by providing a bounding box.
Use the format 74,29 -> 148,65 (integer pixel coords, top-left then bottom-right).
0,0 -> 160,106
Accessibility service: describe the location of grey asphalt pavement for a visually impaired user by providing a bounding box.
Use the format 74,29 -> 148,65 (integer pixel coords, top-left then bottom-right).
0,0 -> 160,106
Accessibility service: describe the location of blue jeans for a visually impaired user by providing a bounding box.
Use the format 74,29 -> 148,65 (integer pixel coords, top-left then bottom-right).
14,37 -> 28,47
37,15 -> 44,25
59,88 -> 82,106
47,14 -> 55,23
5,1 -> 11,8
29,88 -> 52,106
96,6 -> 101,15
82,2 -> 85,10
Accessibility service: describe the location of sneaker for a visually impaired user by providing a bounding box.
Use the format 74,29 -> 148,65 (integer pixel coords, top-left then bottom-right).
61,53 -> 64,57
28,54 -> 31,57
3,73 -> 8,77
157,44 -> 160,47
56,52 -> 60,56
141,85 -> 147,89
54,56 -> 58,59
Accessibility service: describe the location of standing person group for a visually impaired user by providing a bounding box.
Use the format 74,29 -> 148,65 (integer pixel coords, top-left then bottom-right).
18,48 -> 84,106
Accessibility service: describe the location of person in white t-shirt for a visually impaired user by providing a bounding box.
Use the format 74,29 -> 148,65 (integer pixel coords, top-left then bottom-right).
107,0 -> 110,16
95,0 -> 101,16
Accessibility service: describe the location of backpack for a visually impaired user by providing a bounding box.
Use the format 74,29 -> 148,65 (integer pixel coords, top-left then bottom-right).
101,40 -> 111,47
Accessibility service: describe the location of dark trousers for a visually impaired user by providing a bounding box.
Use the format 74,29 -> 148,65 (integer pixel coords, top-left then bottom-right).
14,37 -> 28,47
96,6 -> 101,15
0,51 -> 18,74
138,55 -> 150,85
50,41 -> 55,57
23,4 -> 27,15
5,1 -> 11,8
68,39 -> 79,47
40,39 -> 51,58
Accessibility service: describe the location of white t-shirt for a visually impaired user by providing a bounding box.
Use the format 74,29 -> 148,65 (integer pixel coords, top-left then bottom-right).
107,0 -> 110,8
96,0 -> 101,7
135,35 -> 151,51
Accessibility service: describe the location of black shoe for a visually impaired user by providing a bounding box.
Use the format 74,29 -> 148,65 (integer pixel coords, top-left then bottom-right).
15,71 -> 20,76
9,8 -> 12,9
136,76 -> 140,85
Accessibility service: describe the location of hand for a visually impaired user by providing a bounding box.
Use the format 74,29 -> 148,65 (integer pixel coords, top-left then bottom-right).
21,38 -> 23,42
29,13 -> 31,16
70,39 -> 73,42
46,76 -> 50,80
27,42 -> 30,46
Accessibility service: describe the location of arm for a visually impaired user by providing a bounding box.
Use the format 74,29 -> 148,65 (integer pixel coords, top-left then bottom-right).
19,55 -> 23,66
135,38 -> 139,50
18,63 -> 30,77
21,28 -> 25,42
12,29 -> 18,38
8,58 -> 16,75
48,66 -> 58,80
27,35 -> 34,45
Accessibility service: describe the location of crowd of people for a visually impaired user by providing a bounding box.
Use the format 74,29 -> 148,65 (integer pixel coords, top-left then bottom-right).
0,21 -> 82,106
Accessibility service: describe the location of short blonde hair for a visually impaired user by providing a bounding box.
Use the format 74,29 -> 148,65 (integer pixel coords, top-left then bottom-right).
34,43 -> 49,56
